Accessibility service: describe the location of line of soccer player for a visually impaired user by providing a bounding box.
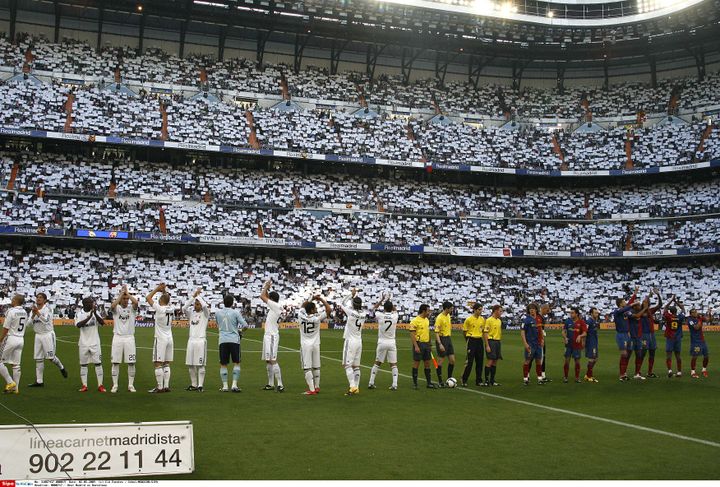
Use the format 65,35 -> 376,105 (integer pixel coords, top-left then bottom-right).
0,283 -> 711,395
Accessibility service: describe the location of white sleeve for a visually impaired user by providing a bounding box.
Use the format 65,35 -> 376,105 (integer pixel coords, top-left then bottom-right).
266,300 -> 281,314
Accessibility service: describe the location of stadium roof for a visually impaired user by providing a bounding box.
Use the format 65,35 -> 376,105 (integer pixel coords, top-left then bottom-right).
6,0 -> 720,73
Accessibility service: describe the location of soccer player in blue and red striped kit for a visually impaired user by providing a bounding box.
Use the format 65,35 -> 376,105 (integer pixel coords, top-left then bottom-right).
687,308 -> 710,379
612,286 -> 637,381
629,300 -> 648,380
663,295 -> 685,378
583,307 -> 600,383
639,289 -> 662,378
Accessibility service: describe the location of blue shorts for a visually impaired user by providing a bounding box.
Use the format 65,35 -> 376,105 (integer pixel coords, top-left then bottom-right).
634,337 -> 646,351
524,345 -> 543,361
665,338 -> 682,354
690,342 -> 709,357
616,333 -> 632,351
563,345 -> 573,358
585,340 -> 598,359
645,333 -> 657,351
565,348 -> 582,359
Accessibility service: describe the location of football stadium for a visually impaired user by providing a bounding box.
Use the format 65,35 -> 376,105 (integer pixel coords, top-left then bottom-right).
0,0 -> 719,481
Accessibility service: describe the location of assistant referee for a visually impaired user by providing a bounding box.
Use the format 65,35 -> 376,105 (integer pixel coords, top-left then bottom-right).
461,303 -> 485,387
483,304 -> 504,386
410,304 -> 436,389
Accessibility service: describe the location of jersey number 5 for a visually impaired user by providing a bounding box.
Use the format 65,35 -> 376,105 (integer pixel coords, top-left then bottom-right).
17,316 -> 26,332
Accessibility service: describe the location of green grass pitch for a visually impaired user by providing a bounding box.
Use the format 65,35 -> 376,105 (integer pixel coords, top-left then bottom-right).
2,325 -> 719,480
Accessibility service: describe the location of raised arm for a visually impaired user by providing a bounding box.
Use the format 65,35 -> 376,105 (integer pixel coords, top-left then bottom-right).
315,294 -> 331,320
146,283 -> 165,306
111,284 -> 128,310
649,288 -> 662,313
260,279 -> 272,304
128,293 -> 139,310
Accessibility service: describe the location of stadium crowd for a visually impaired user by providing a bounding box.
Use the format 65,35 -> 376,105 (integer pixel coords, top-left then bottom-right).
3,35 -> 720,117
0,245 -> 717,326
5,151 -> 720,219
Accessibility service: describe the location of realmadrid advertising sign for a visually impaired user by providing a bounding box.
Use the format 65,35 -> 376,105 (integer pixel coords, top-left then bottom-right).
0,421 -> 194,480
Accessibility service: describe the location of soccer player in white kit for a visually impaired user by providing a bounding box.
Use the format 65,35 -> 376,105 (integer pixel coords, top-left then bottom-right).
110,285 -> 139,393
368,295 -> 400,390
340,288 -> 366,396
297,294 -> 331,395
0,294 -> 28,394
183,288 -> 209,392
260,279 -> 284,392
146,283 -> 175,393
75,297 -> 106,392
28,292 -> 68,388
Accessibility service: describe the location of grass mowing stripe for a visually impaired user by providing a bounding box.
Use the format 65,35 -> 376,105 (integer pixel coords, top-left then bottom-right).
243,337 -> 720,449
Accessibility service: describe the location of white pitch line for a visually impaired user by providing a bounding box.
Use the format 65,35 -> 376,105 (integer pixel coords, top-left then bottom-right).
242,338 -> 720,449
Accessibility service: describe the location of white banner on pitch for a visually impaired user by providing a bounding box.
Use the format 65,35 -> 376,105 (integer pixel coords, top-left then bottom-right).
0,421 -> 194,480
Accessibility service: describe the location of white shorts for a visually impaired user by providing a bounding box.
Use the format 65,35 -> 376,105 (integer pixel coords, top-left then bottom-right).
375,340 -> 398,364
300,342 -> 320,369
262,334 -> 279,361
0,336 -> 24,365
185,338 -> 207,366
79,343 -> 102,365
342,339 -> 362,367
111,335 -> 137,364
34,332 -> 57,360
152,337 -> 174,363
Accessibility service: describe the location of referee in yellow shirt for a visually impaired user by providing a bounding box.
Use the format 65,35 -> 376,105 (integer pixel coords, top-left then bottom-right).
434,301 -> 455,386
483,304 -> 504,386
461,303 -> 485,387
410,304 -> 437,389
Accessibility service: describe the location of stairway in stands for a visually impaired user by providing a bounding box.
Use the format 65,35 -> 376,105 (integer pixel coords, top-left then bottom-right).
697,123 -> 714,154
63,93 -> 75,133
245,111 -> 261,149
551,133 -> 566,170
280,72 -> 290,100
158,207 -> 167,235
159,101 -> 169,140
6,162 -> 19,190
625,130 -> 634,169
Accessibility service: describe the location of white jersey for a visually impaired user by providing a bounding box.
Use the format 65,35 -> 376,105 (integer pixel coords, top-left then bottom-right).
375,311 -> 399,341
184,297 -> 209,340
31,305 -> 53,335
264,300 -> 282,336
112,303 -> 137,336
152,302 -> 174,340
75,309 -> 101,347
341,297 -> 366,341
4,306 -> 29,337
298,308 -> 325,346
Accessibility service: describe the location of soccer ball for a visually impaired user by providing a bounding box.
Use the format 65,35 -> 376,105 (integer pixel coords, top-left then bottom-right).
446,377 -> 457,388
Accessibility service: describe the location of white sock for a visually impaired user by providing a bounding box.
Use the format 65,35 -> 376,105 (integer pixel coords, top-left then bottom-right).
12,365 -> 21,386
111,364 -> 120,388
273,363 -> 283,387
0,363 -> 12,383
369,364 -> 379,386
36,360 -> 45,384
198,366 -> 205,387
95,364 -> 103,386
313,368 -> 320,389
220,366 -> 228,388
266,363 -> 274,386
353,368 -> 361,388
345,367 -> 355,387
189,366 -> 198,387
232,365 -> 240,389
163,365 -> 171,389
81,365 -> 89,386
51,356 -> 64,370
702,367 -> 707,372
391,365 -> 398,387
128,364 -> 136,387
155,367 -> 164,388
304,370 -> 315,390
